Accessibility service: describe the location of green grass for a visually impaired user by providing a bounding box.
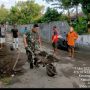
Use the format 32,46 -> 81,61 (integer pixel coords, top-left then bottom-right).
0,77 -> 12,85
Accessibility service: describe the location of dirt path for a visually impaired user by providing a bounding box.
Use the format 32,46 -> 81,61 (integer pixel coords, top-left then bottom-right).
1,33 -> 90,88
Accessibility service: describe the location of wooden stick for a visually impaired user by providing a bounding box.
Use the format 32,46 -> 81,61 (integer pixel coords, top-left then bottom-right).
13,50 -> 20,71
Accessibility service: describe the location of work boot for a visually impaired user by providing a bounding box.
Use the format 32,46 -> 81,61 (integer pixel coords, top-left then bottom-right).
34,57 -> 39,67
30,63 -> 33,69
34,58 -> 37,65
34,60 -> 39,68
43,64 -> 46,67
35,63 -> 39,68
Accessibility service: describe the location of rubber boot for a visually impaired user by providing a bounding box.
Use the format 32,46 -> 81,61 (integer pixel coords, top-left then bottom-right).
30,62 -> 33,69
34,58 -> 39,68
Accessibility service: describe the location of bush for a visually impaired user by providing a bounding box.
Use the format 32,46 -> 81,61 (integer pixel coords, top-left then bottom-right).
72,16 -> 87,34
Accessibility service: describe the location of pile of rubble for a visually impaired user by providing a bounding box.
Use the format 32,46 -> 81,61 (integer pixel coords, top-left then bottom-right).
0,45 -> 26,77
0,44 -> 59,77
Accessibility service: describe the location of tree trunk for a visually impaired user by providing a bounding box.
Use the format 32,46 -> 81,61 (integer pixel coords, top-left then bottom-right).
76,5 -> 79,31
87,13 -> 90,33
76,5 -> 78,21
67,8 -> 71,24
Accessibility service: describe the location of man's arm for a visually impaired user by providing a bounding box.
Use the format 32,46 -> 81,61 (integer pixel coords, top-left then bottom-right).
66,34 -> 68,41
17,29 -> 19,37
37,31 -> 41,46
74,32 -> 78,41
23,34 -> 28,48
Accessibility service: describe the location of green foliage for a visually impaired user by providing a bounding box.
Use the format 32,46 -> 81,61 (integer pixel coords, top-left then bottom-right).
8,0 -> 44,25
0,4 -> 9,24
72,16 -> 87,34
45,0 -> 90,34
79,0 -> 90,15
0,0 -> 44,25
37,7 -> 62,23
0,0 -> 90,35
0,77 -> 12,85
71,0 -> 79,6
61,0 -> 72,9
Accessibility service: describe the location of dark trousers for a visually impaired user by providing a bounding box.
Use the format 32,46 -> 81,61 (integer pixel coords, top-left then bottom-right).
25,47 -> 38,68
25,47 -> 33,68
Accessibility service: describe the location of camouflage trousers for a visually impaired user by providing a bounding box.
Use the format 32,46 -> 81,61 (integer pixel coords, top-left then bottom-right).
25,47 -> 38,69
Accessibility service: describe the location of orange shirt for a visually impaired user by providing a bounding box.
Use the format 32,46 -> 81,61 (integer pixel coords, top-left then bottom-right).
67,31 -> 78,46
52,35 -> 58,43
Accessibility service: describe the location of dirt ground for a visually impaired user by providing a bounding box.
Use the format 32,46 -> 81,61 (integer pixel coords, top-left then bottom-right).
1,33 -> 90,88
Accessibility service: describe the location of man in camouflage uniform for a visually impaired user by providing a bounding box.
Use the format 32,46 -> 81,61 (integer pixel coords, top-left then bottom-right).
23,24 -> 41,69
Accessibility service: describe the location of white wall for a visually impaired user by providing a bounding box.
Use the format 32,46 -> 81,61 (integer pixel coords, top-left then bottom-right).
76,35 -> 90,51
76,35 -> 90,47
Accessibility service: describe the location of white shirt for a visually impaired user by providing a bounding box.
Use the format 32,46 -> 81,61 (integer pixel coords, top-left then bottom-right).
1,27 -> 6,36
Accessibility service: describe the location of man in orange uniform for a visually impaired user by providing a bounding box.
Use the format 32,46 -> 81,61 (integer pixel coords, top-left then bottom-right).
66,26 -> 78,58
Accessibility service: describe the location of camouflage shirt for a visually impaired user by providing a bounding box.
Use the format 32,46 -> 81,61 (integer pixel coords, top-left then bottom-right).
25,31 -> 39,50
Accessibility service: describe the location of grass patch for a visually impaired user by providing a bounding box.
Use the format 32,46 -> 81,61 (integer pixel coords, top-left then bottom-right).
0,76 -> 12,85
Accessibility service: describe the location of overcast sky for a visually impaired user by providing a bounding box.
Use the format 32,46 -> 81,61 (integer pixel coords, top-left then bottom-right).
0,0 -> 82,15
0,0 -> 50,9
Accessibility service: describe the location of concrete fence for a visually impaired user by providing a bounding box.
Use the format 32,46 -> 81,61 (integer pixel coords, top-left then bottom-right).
39,21 -> 69,42
7,21 -> 90,51
76,35 -> 90,51
7,21 -> 70,43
